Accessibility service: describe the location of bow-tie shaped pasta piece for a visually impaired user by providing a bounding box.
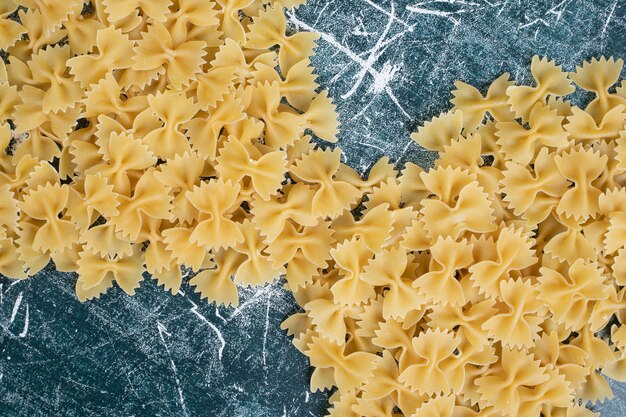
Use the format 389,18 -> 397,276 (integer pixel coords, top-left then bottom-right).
411,110 -> 463,152
0,155 -> 39,194
246,3 -> 319,73
186,95 -> 246,160
476,349 -> 547,415
298,90 -> 340,143
132,21 -> 206,89
361,351 -> 426,416
569,57 -> 626,121
63,8 -> 105,55
362,247 -> 426,320
329,237 -> 375,306
67,27 -> 134,89
565,105 -> 626,142
331,203 -> 393,253
506,56 -> 575,121
398,163 -> 429,207
531,331 -> 589,392
451,73 -> 515,131
290,148 -> 362,219
0,184 -> 18,239
211,38 -> 277,85
16,9 -> 67,52
189,248 -> 244,307
420,165 -> 476,205
18,45 -> 83,113
161,226 -> 210,272
246,81 -> 303,148
214,0 -> 254,44
102,0 -> 171,24
165,0 -> 220,46
482,279 -> 544,348
336,156 -> 397,195
18,0 -> 82,38
421,179 -> 496,241
79,223 -> 132,259
436,133 -> 501,195
85,132 -> 157,195
154,152 -> 205,224
429,298 -> 496,351
362,178 -> 401,212
250,183 -> 318,242
109,169 -> 172,241
195,66 -> 238,111
75,245 -> 145,301
304,298 -> 349,345
414,237 -> 473,306
95,111 -> 162,161
251,59 -> 318,111
232,219 -> 284,286
469,225 -> 537,299
543,214 -> 596,265
398,328 -> 461,395
570,326 -> 616,403
501,148 -> 569,225
538,260 -> 610,331
185,178 -> 243,251
82,74 -> 148,126
216,137 -> 287,200
143,90 -> 199,159
305,335 -> 378,393
496,102 -> 569,165
0,3 -> 25,50
373,318 -> 420,360
554,146 -> 607,221
65,174 -> 120,231
18,183 -> 78,253
614,131 -> 626,171
267,220 -> 334,289
0,234 -> 27,279
0,66 -> 19,122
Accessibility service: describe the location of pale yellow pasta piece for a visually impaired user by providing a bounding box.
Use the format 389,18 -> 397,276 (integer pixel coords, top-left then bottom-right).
68,26 -> 134,88
569,56 -> 626,121
216,137 -> 287,200
496,102 -> 569,165
304,335 -> 378,393
329,237 -> 375,306
0,3 -> 24,50
451,72 -> 515,130
414,237 -> 473,306
246,3 -> 318,73
331,203 -> 393,253
290,148 -> 362,219
565,105 -> 626,141
132,20 -> 206,89
507,55 -> 575,121
411,110 -> 463,152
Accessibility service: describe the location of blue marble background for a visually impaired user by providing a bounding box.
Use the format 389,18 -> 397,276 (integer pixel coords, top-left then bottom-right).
2,0 -> 626,415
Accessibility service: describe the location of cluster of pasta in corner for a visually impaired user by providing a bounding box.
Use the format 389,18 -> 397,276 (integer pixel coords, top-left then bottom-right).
283,56 -> 626,417
0,0 -> 345,302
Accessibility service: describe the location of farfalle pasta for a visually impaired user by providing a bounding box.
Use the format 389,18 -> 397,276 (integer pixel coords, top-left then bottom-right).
282,56 -> 626,417
2,1 -> 626,416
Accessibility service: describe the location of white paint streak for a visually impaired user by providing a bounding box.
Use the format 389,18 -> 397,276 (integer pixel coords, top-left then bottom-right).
19,304 -> 29,337
261,294 -> 271,367
189,300 -> 226,360
406,5 -> 460,25
360,0 -> 414,30
287,10 -> 411,119
9,292 -> 23,324
601,0 -> 618,44
157,321 -> 189,417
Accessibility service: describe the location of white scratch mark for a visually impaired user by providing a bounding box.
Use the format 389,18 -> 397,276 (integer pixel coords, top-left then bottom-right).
157,321 -> 189,417
406,5 -> 460,25
189,300 -> 226,360
19,304 -> 29,337
261,293 -> 271,367
341,1 -> 396,100
360,0 -> 414,30
228,285 -> 273,321
9,292 -> 23,324
601,0 -> 618,45
287,10 -> 411,119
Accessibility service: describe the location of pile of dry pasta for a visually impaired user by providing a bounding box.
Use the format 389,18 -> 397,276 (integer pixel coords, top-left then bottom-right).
284,56 -> 626,417
0,1 -> 626,416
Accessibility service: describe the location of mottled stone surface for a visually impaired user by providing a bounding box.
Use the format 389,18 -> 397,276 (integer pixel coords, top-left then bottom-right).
2,0 -> 626,416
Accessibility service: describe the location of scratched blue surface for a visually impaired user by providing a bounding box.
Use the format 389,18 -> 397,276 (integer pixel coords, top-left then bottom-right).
2,0 -> 626,416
